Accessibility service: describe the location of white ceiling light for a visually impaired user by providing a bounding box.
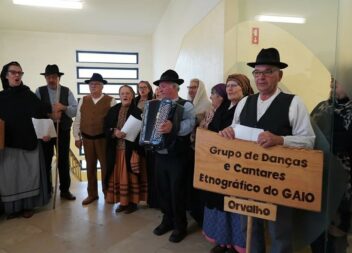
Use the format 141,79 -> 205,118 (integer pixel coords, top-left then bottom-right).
13,0 -> 83,9
256,15 -> 306,24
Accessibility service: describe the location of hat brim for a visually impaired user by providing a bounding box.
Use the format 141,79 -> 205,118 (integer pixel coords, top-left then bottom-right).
40,72 -> 64,76
247,61 -> 288,69
84,79 -> 107,84
153,79 -> 184,86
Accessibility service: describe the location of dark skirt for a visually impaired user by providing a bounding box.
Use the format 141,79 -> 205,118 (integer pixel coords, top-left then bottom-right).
0,144 -> 50,215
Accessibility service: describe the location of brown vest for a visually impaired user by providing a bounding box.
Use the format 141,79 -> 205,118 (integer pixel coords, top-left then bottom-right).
80,95 -> 113,136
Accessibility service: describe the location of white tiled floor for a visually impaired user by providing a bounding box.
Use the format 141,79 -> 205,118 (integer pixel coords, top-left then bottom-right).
0,175 -> 211,253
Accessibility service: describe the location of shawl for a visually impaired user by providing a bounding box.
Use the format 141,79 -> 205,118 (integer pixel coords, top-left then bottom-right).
187,79 -> 211,117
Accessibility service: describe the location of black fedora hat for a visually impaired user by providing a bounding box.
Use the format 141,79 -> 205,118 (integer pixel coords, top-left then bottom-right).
153,69 -> 184,86
84,73 -> 107,84
40,64 -> 64,76
247,48 -> 288,69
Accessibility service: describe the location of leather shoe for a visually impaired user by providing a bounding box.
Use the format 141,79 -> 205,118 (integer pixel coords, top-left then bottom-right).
82,196 -> 99,205
153,223 -> 173,236
124,203 -> 138,214
210,245 -> 228,253
115,205 -> 128,213
22,209 -> 34,218
60,191 -> 76,200
169,229 -> 187,243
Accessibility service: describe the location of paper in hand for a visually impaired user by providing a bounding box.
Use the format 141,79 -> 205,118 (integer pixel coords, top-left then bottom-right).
121,115 -> 142,142
233,124 -> 263,142
32,118 -> 57,139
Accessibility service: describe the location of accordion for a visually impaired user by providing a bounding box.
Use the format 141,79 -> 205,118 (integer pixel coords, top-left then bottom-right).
139,99 -> 175,150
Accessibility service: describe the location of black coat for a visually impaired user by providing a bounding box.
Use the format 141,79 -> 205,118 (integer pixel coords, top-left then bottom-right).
103,103 -> 143,188
204,101 -> 237,210
0,84 -> 51,150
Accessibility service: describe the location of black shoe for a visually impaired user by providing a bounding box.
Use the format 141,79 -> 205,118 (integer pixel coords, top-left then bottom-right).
153,223 -> 174,236
210,245 -> 228,253
6,212 -> 21,220
169,229 -> 187,243
124,203 -> 138,214
60,191 -> 76,200
115,205 -> 128,213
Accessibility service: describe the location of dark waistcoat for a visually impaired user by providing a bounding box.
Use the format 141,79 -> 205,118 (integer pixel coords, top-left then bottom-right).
239,92 -> 294,136
39,86 -> 72,130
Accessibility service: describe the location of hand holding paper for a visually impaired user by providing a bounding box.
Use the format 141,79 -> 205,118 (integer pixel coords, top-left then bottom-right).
32,118 -> 57,139
121,115 -> 142,142
233,124 -> 263,142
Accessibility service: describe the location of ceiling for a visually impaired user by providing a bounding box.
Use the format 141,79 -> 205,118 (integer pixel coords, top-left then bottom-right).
0,0 -> 171,36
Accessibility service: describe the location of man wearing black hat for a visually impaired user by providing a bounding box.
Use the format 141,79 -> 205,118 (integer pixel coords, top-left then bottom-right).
73,73 -> 115,205
36,64 -> 78,200
152,69 -> 195,243
221,48 -> 315,253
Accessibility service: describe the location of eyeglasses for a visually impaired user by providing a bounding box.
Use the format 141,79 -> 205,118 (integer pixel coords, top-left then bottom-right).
252,69 -> 278,77
8,70 -> 24,76
138,86 -> 148,90
187,86 -> 198,90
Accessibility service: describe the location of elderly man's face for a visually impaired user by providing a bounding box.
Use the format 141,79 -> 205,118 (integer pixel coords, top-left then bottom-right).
45,74 -> 60,90
253,65 -> 282,97
89,81 -> 103,97
159,81 -> 177,99
188,80 -> 199,100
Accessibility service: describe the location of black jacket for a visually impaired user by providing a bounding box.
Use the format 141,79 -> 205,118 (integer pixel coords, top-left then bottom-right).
0,84 -> 51,150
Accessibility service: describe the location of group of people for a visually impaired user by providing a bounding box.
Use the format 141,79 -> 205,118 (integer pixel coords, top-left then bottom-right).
0,47 -> 351,253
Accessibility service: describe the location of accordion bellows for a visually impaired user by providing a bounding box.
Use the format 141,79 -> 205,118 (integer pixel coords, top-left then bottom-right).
139,99 -> 174,150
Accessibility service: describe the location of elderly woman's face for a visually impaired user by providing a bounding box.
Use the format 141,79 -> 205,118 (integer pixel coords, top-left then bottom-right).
210,90 -> 223,109
188,80 -> 199,100
120,86 -> 134,106
226,80 -> 244,103
6,65 -> 23,87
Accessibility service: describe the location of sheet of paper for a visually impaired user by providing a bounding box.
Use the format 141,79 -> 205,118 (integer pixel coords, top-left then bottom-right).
121,115 -> 142,142
233,124 -> 263,142
32,118 -> 57,139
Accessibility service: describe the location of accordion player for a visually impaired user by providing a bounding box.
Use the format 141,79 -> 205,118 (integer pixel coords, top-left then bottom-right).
139,98 -> 183,150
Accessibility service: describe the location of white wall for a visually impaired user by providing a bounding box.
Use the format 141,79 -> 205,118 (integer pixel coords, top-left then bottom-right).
152,0 -> 222,81
336,0 -> 352,97
175,2 -> 225,98
0,30 -> 153,96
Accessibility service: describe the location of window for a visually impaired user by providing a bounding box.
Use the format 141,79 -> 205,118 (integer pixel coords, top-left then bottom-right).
76,67 -> 138,80
76,51 -> 138,64
76,50 -> 139,97
77,82 -> 138,95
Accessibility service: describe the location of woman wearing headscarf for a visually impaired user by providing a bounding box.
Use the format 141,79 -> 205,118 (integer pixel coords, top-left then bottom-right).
104,85 -> 147,214
135,80 -> 154,110
310,78 -> 352,253
201,74 -> 254,253
187,78 -> 211,124
0,61 -> 51,219
186,79 -> 211,225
